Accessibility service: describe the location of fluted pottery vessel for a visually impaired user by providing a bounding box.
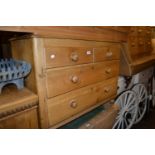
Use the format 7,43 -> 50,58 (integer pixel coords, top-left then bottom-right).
0,59 -> 31,94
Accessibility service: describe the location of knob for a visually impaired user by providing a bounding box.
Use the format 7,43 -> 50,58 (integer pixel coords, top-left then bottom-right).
148,42 -> 151,45
104,87 -> 110,93
106,51 -> 113,57
139,41 -> 144,45
70,100 -> 78,108
70,53 -> 79,62
105,68 -> 112,74
138,29 -> 142,33
131,42 -> 135,47
70,75 -> 79,83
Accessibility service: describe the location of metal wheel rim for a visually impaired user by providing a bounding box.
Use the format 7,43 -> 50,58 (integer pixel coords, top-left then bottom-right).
113,90 -> 138,129
132,84 -> 148,124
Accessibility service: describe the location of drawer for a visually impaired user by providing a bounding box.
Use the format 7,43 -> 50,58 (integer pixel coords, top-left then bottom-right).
93,45 -> 120,62
44,47 -> 93,68
47,77 -> 117,127
129,27 -> 137,36
145,38 -> 152,54
45,60 -> 119,98
137,27 -> 145,36
0,107 -> 38,129
129,27 -> 146,36
137,37 -> 145,54
144,27 -> 152,36
129,36 -> 138,60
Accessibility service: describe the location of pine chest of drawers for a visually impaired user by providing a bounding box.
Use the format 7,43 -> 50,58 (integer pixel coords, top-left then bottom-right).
11,37 -> 120,128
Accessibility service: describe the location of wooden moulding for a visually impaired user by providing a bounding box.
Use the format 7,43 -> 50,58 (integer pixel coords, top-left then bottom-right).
0,26 -> 128,42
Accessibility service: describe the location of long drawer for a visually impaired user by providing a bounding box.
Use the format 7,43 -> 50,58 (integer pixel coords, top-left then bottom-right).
44,47 -> 93,68
47,77 -> 117,127
45,60 -> 119,98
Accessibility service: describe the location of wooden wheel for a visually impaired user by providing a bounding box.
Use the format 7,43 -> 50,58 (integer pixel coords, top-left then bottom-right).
132,84 -> 148,124
113,90 -> 138,129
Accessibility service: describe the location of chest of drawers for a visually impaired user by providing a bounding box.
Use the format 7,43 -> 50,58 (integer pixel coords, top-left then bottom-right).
11,37 -> 120,128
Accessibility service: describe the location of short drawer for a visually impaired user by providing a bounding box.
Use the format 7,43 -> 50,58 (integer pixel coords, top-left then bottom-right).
129,27 -> 146,37
145,38 -> 152,53
44,47 -> 93,68
137,27 -> 145,36
144,27 -> 151,36
45,60 -> 119,98
94,45 -> 120,62
47,77 -> 117,127
128,36 -> 138,60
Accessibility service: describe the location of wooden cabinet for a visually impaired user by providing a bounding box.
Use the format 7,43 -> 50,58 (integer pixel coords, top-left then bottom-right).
128,26 -> 153,59
10,37 -> 120,128
120,26 -> 155,76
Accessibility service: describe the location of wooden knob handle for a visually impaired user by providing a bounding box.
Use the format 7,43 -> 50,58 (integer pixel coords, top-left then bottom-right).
105,68 -> 112,74
70,100 -> 78,108
106,51 -> 113,57
70,75 -> 79,83
131,42 -> 135,47
148,42 -> 151,45
70,53 -> 79,62
138,29 -> 142,33
139,41 -> 144,45
104,87 -> 110,93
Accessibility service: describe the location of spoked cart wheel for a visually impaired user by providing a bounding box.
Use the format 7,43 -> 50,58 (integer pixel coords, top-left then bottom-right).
132,84 -> 148,124
113,90 -> 138,129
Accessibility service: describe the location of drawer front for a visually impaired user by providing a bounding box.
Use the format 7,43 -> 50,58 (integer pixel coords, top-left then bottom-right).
0,107 -> 38,129
45,60 -> 119,98
44,47 -> 93,68
94,45 -> 120,62
129,27 -> 147,37
145,38 -> 152,53
137,27 -> 145,36
144,27 -> 151,36
129,36 -> 138,60
47,77 -> 117,127
137,37 -> 145,54
129,27 -> 137,36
